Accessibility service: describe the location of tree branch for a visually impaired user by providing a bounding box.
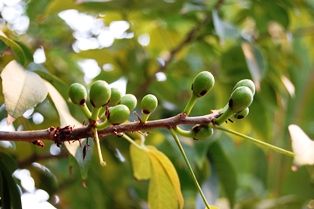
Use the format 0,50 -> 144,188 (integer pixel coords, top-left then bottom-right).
0,112 -> 219,143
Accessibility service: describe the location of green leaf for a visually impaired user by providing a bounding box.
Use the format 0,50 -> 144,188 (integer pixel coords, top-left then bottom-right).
241,42 -> 266,90
129,141 -> 151,180
148,147 -> 184,209
0,32 -> 26,65
1,61 -> 48,119
45,81 -> 93,179
0,153 -> 22,209
208,141 -> 237,208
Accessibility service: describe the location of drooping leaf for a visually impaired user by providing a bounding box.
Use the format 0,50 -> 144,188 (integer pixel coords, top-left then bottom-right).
0,153 -> 22,209
45,81 -> 93,179
129,141 -> 151,180
208,141 -> 237,208
0,32 -> 26,65
241,42 -> 266,90
148,147 -> 184,209
1,61 -> 48,119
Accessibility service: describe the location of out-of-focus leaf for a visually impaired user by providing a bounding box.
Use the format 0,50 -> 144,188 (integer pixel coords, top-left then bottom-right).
212,10 -> 240,43
45,81 -> 93,179
1,61 -> 48,119
208,141 -> 237,208
288,124 -> 314,167
148,146 -> 184,209
241,42 -> 266,90
30,162 -> 58,195
130,141 -> 151,180
0,153 -> 22,209
0,32 -> 26,65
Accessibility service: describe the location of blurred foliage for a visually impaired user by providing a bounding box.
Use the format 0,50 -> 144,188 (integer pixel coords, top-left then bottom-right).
1,0 -> 314,208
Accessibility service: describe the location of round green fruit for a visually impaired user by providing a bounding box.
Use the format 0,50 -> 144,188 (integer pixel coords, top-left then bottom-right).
120,94 -> 137,111
141,94 -> 158,114
191,71 -> 215,97
233,107 -> 249,119
191,124 -> 213,140
232,79 -> 255,95
228,86 -> 253,113
68,83 -> 87,105
109,88 -> 122,106
108,104 -> 130,125
89,80 -> 111,108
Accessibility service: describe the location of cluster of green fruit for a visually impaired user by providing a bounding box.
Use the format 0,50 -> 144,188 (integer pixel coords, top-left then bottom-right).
68,80 -> 158,166
68,80 -> 158,126
178,71 -> 255,140
67,71 -> 255,165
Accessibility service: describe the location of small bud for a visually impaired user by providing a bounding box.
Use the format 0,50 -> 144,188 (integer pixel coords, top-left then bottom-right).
141,94 -> 158,114
109,88 -> 122,106
89,80 -> 111,108
108,104 -> 130,125
120,94 -> 137,111
191,71 -> 215,97
232,79 -> 255,95
191,124 -> 213,140
233,107 -> 249,119
229,86 -> 253,113
68,83 -> 87,105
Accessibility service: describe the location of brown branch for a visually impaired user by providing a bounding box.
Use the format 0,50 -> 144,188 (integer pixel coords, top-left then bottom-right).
0,112 -> 219,143
135,0 -> 225,96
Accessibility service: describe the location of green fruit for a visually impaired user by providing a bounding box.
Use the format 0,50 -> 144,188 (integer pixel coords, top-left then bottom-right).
229,86 -> 253,113
191,71 -> 215,97
108,104 -> 130,125
68,83 -> 87,105
191,124 -> 213,140
109,88 -> 122,106
233,107 -> 249,119
141,94 -> 158,114
89,80 -> 111,108
120,94 -> 137,111
232,79 -> 255,95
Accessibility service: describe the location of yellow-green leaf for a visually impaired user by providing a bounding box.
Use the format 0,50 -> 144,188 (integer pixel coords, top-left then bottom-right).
45,81 -> 93,179
130,141 -> 151,180
1,61 -> 48,119
148,147 -> 184,209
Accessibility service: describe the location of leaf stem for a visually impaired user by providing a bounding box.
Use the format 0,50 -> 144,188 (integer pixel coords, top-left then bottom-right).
90,107 -> 101,121
92,128 -> 106,166
80,103 -> 92,118
122,134 -> 146,150
170,129 -> 215,209
214,126 -> 295,157
174,126 -> 192,137
183,95 -> 197,115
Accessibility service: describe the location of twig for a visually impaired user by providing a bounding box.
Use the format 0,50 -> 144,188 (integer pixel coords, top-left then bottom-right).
0,113 -> 218,142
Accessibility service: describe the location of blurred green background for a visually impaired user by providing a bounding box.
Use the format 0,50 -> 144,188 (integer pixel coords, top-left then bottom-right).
0,0 -> 314,208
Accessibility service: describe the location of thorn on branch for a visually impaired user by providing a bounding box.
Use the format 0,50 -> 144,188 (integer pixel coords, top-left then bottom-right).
32,139 -> 45,147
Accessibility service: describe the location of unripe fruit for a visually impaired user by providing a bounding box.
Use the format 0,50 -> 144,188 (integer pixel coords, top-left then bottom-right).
69,83 -> 87,105
191,71 -> 215,97
233,107 -> 249,119
229,86 -> 253,113
89,80 -> 111,108
141,94 -> 158,114
232,79 -> 255,95
120,94 -> 137,111
191,124 -> 213,140
108,104 -> 130,125
109,88 -> 122,106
